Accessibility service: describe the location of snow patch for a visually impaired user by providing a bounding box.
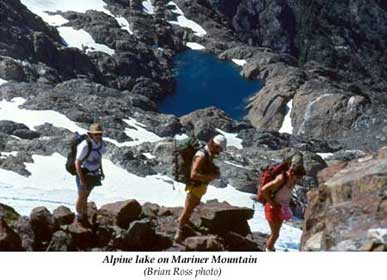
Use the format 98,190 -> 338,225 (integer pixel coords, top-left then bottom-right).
232,59 -> 247,66
115,16 -> 133,35
317,153 -> 334,160
0,78 -> 8,86
20,0 -> 112,16
186,42 -> 205,50
121,118 -> 162,146
224,160 -> 248,169
215,128 -> 243,149
174,134 -> 189,140
168,2 -> 207,37
0,152 -> 18,159
57,27 -> 115,55
279,99 -> 293,134
0,98 -> 87,132
143,153 -> 156,159
21,0 -> 133,37
0,98 -> 162,148
142,0 -> 155,15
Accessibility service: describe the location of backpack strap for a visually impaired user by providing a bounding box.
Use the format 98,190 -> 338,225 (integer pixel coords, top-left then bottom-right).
80,138 -> 93,163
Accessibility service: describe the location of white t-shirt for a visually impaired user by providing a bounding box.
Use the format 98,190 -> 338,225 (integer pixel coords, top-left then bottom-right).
76,139 -> 105,172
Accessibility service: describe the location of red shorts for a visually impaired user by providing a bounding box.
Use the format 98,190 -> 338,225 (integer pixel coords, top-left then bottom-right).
264,203 -> 292,223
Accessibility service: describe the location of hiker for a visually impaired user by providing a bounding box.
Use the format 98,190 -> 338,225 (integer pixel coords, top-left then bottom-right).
174,134 -> 227,242
261,153 -> 305,251
75,123 -> 105,226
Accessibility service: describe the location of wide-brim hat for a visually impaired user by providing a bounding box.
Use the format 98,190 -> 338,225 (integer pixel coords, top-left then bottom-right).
87,123 -> 104,134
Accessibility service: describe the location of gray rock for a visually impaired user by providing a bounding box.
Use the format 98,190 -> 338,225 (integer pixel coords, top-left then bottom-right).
46,231 -> 75,251
114,219 -> 157,250
0,218 -> 23,251
0,203 -> 21,226
0,121 -> 29,135
98,199 -> 142,229
184,235 -> 224,251
30,206 -> 55,249
53,206 -> 75,227
13,216 -> 35,251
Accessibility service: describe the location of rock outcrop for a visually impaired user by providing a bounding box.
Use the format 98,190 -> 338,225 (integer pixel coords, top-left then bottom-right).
0,200 -> 264,251
301,148 -> 387,251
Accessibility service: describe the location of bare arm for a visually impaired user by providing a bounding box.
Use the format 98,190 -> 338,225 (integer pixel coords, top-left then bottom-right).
190,156 -> 218,183
261,173 -> 285,203
75,159 -> 87,186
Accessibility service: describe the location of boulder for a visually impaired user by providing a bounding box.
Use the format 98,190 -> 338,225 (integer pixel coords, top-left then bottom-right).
13,216 -> 35,251
0,217 -> 22,251
98,199 -> 142,229
0,58 -> 26,81
0,121 -> 29,136
13,129 -> 40,140
114,219 -> 157,250
222,232 -> 260,251
67,222 -> 96,250
180,107 -> 247,141
142,203 -> 161,218
30,206 -> 55,249
249,232 -> 269,251
197,201 -> 253,236
46,231 -> 75,251
53,206 -> 75,227
184,235 -> 224,251
0,203 -> 20,226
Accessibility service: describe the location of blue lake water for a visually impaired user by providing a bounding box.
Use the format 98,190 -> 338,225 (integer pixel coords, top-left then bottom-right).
159,50 -> 262,120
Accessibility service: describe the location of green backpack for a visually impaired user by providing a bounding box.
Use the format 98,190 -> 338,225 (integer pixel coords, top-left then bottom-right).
173,136 -> 203,184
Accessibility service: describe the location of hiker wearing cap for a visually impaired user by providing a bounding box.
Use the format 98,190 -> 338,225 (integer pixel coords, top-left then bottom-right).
75,123 -> 106,226
174,134 -> 227,242
261,152 -> 305,251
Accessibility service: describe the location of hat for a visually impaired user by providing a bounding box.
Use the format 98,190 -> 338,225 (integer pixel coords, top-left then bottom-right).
87,123 -> 103,134
212,134 -> 227,151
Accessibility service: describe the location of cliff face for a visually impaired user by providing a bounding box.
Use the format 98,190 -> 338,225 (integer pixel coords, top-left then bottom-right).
207,0 -> 387,90
198,0 -> 387,150
301,148 -> 387,251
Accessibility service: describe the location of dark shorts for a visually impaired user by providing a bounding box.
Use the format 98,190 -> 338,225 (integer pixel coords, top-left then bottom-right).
76,176 -> 95,192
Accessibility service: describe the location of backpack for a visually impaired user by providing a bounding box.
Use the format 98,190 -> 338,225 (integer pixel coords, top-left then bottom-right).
256,161 -> 290,204
65,132 -> 92,176
172,136 -> 203,184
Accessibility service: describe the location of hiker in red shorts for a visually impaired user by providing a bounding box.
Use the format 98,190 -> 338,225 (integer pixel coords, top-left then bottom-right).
261,153 -> 305,251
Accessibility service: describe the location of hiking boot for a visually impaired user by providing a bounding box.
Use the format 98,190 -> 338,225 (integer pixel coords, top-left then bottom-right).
265,247 -> 276,252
